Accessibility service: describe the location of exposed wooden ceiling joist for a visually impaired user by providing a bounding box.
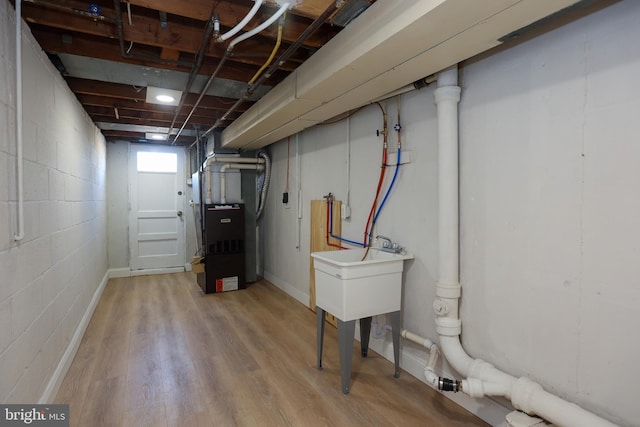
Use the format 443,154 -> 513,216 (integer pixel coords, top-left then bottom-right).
15,0 -> 374,144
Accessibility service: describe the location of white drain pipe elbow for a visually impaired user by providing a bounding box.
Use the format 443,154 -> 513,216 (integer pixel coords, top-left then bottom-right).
433,65 -> 615,427
219,163 -> 263,204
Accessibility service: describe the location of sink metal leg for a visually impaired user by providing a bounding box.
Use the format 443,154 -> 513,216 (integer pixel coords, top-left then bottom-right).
391,310 -> 401,378
359,317 -> 372,357
316,307 -> 325,370
337,319 -> 356,394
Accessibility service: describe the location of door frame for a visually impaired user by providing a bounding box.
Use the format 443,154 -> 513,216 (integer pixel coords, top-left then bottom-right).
128,143 -> 187,274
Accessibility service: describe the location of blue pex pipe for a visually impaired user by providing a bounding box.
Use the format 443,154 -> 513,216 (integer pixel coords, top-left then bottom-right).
373,148 -> 401,225
328,199 -> 366,247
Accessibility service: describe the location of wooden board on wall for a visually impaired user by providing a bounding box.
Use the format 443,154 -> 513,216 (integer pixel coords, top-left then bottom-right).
310,199 -> 342,326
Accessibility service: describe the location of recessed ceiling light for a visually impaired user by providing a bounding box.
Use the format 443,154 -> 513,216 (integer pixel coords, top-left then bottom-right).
145,132 -> 168,141
155,94 -> 175,103
145,86 -> 182,106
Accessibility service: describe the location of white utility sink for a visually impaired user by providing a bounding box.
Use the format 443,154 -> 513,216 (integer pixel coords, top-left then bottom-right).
311,248 -> 413,321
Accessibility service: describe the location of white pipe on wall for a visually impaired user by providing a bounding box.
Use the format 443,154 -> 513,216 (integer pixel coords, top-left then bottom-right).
433,66 -> 615,427
219,163 -> 263,204
14,0 -> 24,241
201,155 -> 265,205
204,155 -> 266,166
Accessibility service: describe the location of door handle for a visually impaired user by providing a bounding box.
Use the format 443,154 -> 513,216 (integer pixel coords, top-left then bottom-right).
177,211 -> 183,217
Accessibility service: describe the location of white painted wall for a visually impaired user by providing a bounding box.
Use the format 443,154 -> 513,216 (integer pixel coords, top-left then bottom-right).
0,2 -> 108,403
261,1 -> 640,426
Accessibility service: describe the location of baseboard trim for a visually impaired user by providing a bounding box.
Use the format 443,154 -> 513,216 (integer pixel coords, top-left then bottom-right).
108,267 -> 131,278
108,266 -> 186,278
39,270 -> 109,403
357,325 -> 511,427
263,270 -> 310,308
263,271 -> 511,427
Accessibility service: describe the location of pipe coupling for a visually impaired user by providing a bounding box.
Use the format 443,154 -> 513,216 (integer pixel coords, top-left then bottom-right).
434,86 -> 461,105
511,377 -> 544,415
438,377 -> 461,393
467,358 -> 495,379
436,282 -> 461,298
461,378 -> 486,398
435,317 -> 461,336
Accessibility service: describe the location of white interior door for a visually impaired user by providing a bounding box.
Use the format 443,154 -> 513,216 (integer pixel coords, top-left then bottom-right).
129,145 -> 185,271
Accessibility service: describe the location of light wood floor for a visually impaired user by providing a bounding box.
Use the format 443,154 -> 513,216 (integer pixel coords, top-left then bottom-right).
54,273 -> 489,427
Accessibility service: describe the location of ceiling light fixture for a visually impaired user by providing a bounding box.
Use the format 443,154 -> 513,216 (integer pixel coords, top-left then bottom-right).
145,132 -> 168,141
145,86 -> 182,106
155,94 -> 175,103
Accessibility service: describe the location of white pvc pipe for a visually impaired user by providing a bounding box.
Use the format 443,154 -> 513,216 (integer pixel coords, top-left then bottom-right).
400,329 -> 437,351
14,0 -> 24,241
218,0 -> 264,42
219,163 -> 263,204
205,165 -> 213,204
228,3 -> 290,50
433,66 -> 615,427
201,156 -> 265,205
204,155 -> 265,167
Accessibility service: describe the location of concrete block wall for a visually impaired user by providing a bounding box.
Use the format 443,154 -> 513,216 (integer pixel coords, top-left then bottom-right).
0,2 -> 108,402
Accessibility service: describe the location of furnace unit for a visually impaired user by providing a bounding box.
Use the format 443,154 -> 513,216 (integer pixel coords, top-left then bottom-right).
197,204 -> 246,293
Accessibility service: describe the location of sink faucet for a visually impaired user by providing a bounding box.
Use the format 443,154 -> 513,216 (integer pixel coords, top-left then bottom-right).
376,235 -> 403,253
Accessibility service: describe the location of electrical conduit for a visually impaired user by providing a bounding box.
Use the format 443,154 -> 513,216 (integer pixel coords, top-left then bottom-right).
255,150 -> 271,220
433,65 -> 615,427
14,0 -> 24,241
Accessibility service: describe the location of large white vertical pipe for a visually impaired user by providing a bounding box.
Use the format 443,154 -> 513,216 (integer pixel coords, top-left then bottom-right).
14,0 -> 24,241
434,66 -> 466,360
433,66 -> 615,427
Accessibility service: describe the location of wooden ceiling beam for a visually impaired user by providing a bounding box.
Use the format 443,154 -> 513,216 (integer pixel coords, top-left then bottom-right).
32,26 -> 290,83
23,3 -> 307,70
85,104 -> 240,122
66,77 -> 254,112
124,0 -> 338,47
94,115 -> 234,132
101,130 -> 195,145
86,106 -> 225,127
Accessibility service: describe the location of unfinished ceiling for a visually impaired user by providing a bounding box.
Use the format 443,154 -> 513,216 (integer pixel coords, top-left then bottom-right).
14,0 -> 617,148
16,0 -> 369,145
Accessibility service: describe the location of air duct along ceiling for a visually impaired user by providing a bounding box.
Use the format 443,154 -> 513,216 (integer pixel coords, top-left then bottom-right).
221,0 -> 583,150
